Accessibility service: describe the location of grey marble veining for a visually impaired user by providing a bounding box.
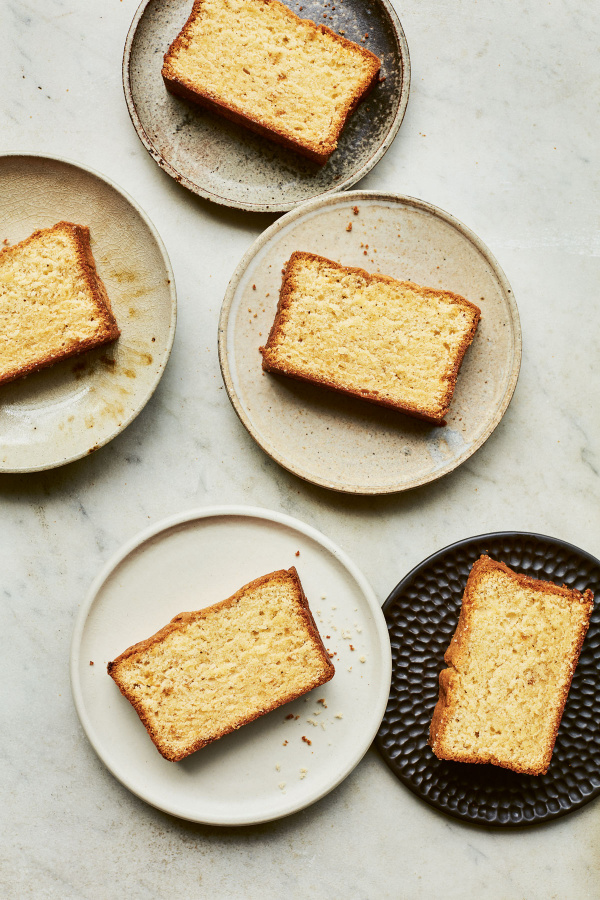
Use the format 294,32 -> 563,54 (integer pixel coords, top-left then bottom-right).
1,0 -> 600,897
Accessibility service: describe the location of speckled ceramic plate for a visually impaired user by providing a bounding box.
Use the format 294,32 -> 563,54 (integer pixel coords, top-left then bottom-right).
70,506 -> 391,825
0,154 -> 176,473
123,0 -> 409,212
375,532 -> 600,826
219,191 -> 521,494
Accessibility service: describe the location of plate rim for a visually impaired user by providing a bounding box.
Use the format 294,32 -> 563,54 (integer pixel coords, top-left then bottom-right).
376,529 -> 600,827
70,504 -> 392,826
0,150 -> 177,474
122,0 -> 411,213
218,189 -> 522,495
382,529 -> 600,616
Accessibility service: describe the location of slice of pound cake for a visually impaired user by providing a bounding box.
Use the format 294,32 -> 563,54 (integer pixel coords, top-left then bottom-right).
0,221 -> 119,386
107,568 -> 334,761
260,252 -> 481,425
162,0 -> 381,164
429,555 -> 594,775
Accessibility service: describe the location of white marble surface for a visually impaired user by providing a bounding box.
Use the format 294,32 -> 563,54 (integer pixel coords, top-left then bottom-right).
1,0 -> 599,897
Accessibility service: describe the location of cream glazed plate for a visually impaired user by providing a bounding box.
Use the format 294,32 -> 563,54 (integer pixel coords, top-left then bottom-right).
219,191 -> 521,494
0,154 -> 176,472
70,506 -> 391,825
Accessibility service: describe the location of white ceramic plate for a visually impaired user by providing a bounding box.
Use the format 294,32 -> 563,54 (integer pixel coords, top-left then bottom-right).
219,191 -> 521,494
0,154 -> 176,472
70,506 -> 391,825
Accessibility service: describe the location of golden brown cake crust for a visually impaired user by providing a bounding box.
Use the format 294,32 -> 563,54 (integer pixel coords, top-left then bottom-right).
0,221 -> 120,387
429,555 -> 594,775
107,567 -> 335,761
260,251 -> 481,425
161,0 -> 381,165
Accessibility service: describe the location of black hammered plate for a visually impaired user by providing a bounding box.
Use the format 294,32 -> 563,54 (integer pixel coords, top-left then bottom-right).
375,532 -> 600,826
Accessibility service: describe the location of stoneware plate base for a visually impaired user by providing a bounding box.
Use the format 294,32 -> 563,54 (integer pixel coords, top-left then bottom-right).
0,154 -> 176,472
219,191 -> 521,494
123,0 -> 410,212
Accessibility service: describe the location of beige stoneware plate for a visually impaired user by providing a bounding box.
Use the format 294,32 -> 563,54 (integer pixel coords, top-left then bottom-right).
0,154 -> 176,472
219,191 -> 521,493
70,506 -> 392,825
123,0 -> 410,212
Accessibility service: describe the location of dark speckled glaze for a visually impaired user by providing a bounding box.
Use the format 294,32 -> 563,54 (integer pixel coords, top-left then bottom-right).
376,532 -> 600,826
123,0 -> 410,211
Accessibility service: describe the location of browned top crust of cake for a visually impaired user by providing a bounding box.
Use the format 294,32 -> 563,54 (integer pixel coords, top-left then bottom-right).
429,555 -> 594,775
161,0 -> 381,164
260,251 -> 481,425
0,221 -> 119,386
107,567 -> 335,761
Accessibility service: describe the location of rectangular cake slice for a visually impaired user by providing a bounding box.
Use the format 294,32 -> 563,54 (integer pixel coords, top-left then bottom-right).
107,567 -> 334,761
260,252 -> 481,424
162,0 -> 381,164
0,221 -> 119,386
429,555 -> 594,775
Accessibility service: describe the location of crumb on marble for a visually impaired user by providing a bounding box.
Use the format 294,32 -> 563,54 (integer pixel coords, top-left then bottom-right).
360,656 -> 366,663
302,736 -> 312,745
346,223 -> 352,232
335,713 -> 344,719
353,206 -> 359,215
